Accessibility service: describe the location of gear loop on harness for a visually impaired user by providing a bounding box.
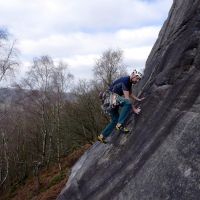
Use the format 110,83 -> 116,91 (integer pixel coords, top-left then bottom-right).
99,90 -> 120,115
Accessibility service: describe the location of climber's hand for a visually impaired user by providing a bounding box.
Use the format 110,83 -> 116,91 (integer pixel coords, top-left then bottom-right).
133,107 -> 141,114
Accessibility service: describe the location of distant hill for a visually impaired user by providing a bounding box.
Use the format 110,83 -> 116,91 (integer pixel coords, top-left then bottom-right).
0,87 -> 24,106
0,87 -> 75,107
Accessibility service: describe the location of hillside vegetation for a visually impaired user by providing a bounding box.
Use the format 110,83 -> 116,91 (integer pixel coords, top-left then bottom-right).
0,33 -> 126,198
1,144 -> 91,200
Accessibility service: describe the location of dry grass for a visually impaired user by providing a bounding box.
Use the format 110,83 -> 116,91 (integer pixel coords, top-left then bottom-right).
1,144 -> 91,200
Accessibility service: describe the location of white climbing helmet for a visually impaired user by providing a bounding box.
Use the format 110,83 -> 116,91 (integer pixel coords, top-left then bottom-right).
132,69 -> 143,79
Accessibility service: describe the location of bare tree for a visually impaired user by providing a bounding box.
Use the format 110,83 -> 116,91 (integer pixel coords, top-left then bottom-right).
0,29 -> 18,82
0,131 -> 9,188
93,49 -> 127,88
48,61 -> 73,170
20,56 -> 73,167
66,80 -> 107,145
0,29 -> 18,192
0,29 -> 8,40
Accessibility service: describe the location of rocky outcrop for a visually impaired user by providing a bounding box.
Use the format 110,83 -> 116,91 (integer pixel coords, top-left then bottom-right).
57,0 -> 200,199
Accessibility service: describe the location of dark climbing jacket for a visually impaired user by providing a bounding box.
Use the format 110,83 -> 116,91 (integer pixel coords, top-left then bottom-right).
109,76 -> 132,95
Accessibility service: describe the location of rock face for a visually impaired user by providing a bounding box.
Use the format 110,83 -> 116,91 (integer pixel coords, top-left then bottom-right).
57,0 -> 200,199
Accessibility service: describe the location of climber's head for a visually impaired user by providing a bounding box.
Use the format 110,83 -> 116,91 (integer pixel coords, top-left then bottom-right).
130,69 -> 143,84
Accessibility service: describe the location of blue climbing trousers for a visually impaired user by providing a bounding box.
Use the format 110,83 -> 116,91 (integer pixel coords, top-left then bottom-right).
101,95 -> 132,138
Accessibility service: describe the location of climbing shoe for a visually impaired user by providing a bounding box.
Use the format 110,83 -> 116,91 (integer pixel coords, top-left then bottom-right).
116,123 -> 130,133
97,134 -> 107,144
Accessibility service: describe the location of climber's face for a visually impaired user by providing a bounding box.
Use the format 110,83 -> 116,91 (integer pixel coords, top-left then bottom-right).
130,74 -> 141,84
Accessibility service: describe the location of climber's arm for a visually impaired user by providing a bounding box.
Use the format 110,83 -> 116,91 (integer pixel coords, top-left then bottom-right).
122,90 -> 141,114
130,93 -> 145,102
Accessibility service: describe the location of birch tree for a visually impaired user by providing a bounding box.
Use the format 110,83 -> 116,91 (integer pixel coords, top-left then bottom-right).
0,29 -> 18,82
93,49 -> 127,88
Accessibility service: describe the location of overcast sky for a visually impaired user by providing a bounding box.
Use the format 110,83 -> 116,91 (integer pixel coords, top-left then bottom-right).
0,0 -> 173,83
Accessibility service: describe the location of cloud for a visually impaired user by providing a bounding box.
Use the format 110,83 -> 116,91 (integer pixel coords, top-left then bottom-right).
17,26 -> 160,79
18,26 -> 160,56
0,0 -> 173,82
0,0 -> 172,37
